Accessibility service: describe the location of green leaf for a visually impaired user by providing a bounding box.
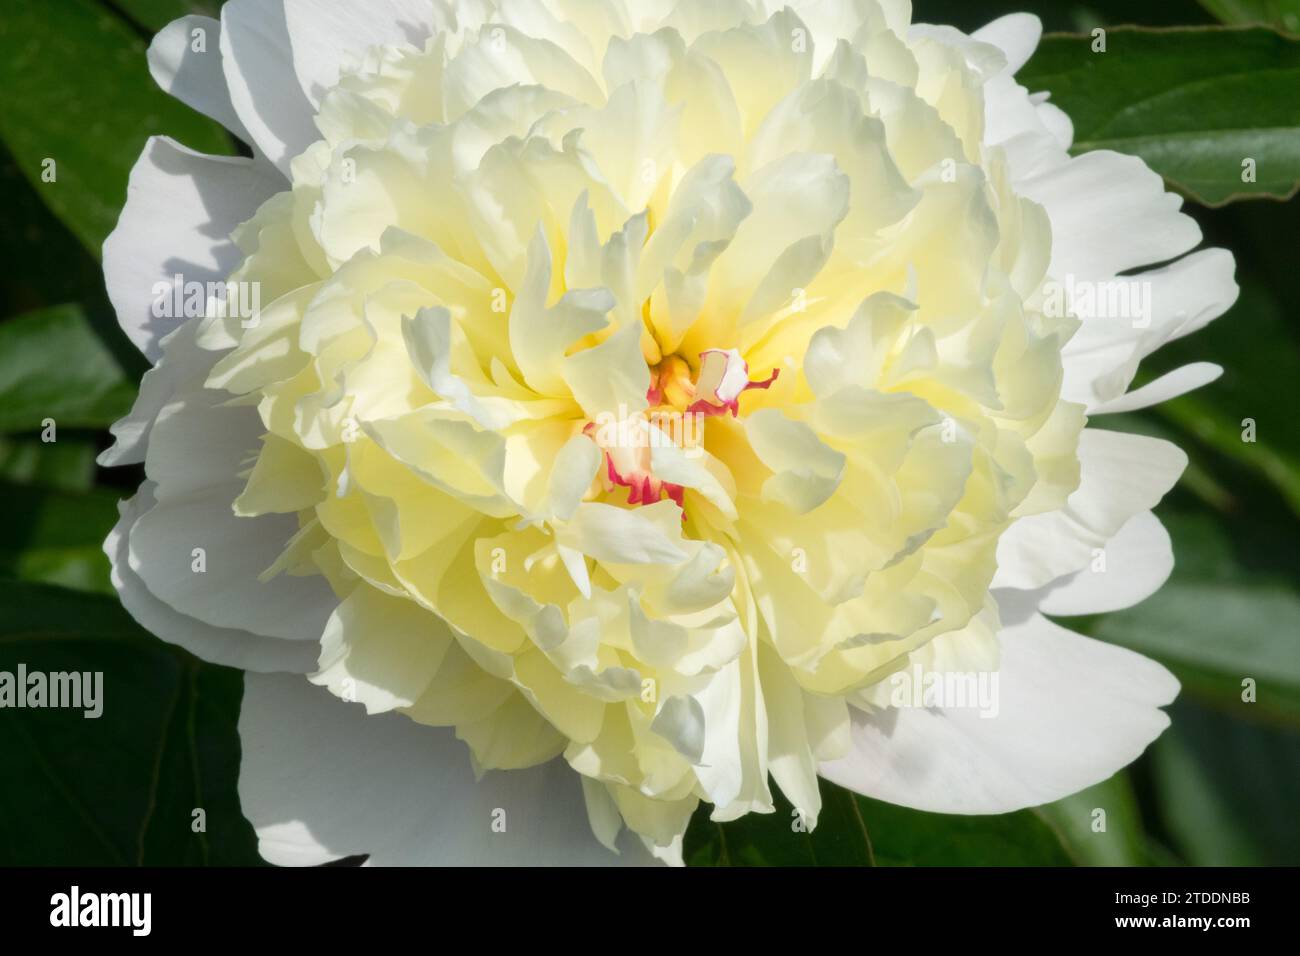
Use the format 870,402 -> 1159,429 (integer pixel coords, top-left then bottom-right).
113,1 -> 224,34
1037,772 -> 1151,866
0,0 -> 231,256
684,778 -> 875,865
1148,699 -> 1300,865
0,482 -> 121,594
684,777 -> 1074,865
0,436 -> 98,491
1018,26 -> 1300,205
911,0 -> 1217,34
1199,0 -> 1300,33
0,144 -> 149,380
0,581 -> 262,865
0,304 -> 136,432
1084,509 -> 1300,727
1144,275 -> 1300,519
858,797 -> 1075,866
0,145 -> 111,319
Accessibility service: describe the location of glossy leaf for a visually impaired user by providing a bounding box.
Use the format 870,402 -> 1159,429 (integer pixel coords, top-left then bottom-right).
1086,509 -> 1300,727
0,582 -> 261,865
1149,699 -> 1300,865
684,778 -> 1074,866
1199,0 -> 1300,32
0,482 -> 120,594
0,0 -> 231,255
1037,772 -> 1150,866
1019,27 -> 1300,205
0,437 -> 98,492
0,305 -> 135,431
1143,254 -> 1300,518
114,0 -> 224,34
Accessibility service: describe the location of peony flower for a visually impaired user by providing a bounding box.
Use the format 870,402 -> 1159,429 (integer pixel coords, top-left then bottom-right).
100,0 -> 1237,866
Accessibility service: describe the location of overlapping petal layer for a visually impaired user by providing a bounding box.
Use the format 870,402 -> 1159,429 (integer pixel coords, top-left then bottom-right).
102,0 -> 1237,863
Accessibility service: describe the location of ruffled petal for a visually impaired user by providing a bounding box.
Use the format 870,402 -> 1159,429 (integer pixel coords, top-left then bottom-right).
220,0 -> 320,173
283,0 -> 434,105
103,137 -> 281,360
994,429 -> 1186,590
820,612 -> 1178,813
1091,362 -> 1222,415
106,488 -> 317,673
1004,510 -> 1173,618
970,12 -> 1041,75
148,15 -> 252,143
238,670 -> 660,865
1020,149 -> 1202,281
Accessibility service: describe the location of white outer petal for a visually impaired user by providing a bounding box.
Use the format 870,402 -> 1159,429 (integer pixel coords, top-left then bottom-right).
976,17 -> 1073,175
1019,149 -> 1202,281
98,319 -> 211,467
238,671 -> 659,865
284,0 -> 435,105
1058,249 -> 1238,410
102,137 -> 281,360
220,0 -> 319,174
819,613 -> 1178,813
100,311 -> 327,669
997,510 -> 1174,620
1035,100 -> 1074,149
148,15 -> 252,143
970,13 -> 1041,76
1091,362 -> 1222,415
128,490 -> 332,645
980,22 -> 1237,421
126,380 -> 336,644
107,487 -> 317,673
994,429 -> 1186,590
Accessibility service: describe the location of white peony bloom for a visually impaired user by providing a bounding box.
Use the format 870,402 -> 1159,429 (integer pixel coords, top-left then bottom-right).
101,0 -> 1237,866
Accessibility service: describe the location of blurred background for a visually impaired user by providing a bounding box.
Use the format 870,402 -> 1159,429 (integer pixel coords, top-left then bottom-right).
0,0 -> 1295,866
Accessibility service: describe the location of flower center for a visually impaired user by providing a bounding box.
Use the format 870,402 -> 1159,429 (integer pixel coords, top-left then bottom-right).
648,349 -> 779,418
647,354 -> 697,413
584,348 -> 779,511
